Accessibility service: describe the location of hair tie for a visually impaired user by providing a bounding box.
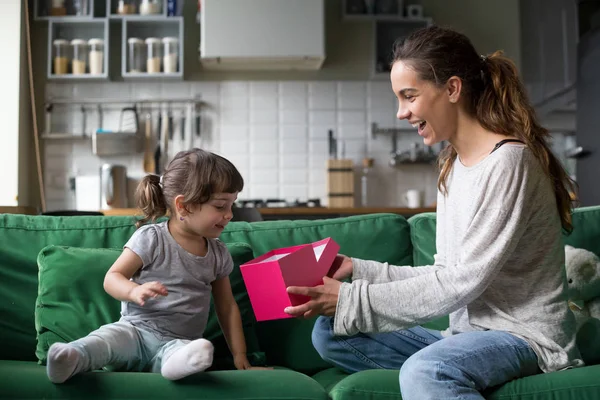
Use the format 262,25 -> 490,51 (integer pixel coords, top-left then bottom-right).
158,175 -> 164,188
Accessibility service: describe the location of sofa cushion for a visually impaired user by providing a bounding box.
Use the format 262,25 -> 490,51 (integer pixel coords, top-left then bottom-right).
312,366 -> 600,400
0,214 -> 138,362
0,360 -> 328,400
219,214 -> 413,374
34,242 -> 264,368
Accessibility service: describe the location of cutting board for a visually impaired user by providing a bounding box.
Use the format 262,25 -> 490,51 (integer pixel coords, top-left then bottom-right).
327,159 -> 355,208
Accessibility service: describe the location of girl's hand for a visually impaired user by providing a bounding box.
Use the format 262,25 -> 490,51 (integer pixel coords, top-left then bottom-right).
233,354 -> 273,370
129,281 -> 168,306
328,254 -> 353,280
284,277 -> 342,319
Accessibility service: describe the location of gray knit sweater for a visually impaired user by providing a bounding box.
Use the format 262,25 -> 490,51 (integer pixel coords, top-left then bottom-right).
334,144 -> 584,373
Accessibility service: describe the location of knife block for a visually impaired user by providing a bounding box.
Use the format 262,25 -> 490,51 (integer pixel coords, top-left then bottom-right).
327,159 -> 355,208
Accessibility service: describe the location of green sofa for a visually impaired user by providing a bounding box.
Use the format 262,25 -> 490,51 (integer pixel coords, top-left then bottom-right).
1,207 -> 599,400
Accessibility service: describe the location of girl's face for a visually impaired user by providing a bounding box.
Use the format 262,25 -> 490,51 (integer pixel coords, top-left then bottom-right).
391,61 -> 459,146
184,192 -> 238,238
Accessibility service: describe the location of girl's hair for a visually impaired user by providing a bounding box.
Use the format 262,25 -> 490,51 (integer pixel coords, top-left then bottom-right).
135,148 -> 244,228
392,25 -> 577,232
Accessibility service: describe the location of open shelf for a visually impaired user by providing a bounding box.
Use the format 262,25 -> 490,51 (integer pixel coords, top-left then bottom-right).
47,19 -> 109,80
34,0 -> 103,20
121,16 -> 183,79
106,0 -> 183,19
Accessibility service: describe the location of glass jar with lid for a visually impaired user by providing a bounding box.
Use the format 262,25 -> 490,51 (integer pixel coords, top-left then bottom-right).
162,37 -> 179,73
70,39 -> 88,75
49,0 -> 67,16
128,38 -> 145,73
139,0 -> 161,15
88,38 -> 104,75
117,0 -> 138,14
145,38 -> 162,73
53,39 -> 70,75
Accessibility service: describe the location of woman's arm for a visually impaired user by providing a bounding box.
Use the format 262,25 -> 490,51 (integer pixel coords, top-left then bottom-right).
335,203 -> 528,335
351,257 -> 444,283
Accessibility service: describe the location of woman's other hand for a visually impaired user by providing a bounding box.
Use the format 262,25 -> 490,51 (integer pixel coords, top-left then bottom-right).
328,254 -> 353,281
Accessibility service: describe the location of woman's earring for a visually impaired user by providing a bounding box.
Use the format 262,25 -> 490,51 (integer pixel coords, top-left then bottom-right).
180,216 -> 184,221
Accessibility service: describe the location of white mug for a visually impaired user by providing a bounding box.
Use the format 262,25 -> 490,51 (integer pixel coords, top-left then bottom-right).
404,189 -> 423,208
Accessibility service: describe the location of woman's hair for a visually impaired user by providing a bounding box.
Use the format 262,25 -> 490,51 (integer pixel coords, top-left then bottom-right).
135,148 -> 244,228
392,25 -> 577,232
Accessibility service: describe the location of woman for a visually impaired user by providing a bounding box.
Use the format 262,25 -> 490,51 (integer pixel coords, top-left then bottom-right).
284,25 -> 583,399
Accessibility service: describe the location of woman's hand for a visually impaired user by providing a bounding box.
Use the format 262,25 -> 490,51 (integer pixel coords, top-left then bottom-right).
328,254 -> 353,280
284,277 -> 342,319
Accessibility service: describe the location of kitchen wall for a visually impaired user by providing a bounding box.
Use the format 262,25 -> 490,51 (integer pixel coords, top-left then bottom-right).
43,80 -> 441,210
37,0 -> 550,211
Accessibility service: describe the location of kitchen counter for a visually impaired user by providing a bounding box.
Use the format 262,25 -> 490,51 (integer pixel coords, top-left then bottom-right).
101,207 -> 436,219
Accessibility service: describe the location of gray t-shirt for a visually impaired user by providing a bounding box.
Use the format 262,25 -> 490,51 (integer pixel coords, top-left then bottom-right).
335,144 -> 584,373
121,221 -> 233,340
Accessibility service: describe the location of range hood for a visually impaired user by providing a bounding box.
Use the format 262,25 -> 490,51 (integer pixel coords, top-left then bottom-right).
199,0 -> 325,71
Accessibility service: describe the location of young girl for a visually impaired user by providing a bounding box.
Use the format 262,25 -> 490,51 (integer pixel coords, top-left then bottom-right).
47,148 -> 265,383
285,26 -> 584,399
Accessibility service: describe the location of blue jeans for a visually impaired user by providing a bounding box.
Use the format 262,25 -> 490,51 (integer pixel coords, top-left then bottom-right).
312,316 -> 541,400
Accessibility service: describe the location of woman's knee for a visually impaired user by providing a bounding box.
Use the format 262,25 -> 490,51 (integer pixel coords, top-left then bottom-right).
400,352 -> 429,383
311,316 -> 336,359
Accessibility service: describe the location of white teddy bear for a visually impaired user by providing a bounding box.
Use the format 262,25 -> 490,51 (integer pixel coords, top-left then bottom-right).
564,244 -> 600,364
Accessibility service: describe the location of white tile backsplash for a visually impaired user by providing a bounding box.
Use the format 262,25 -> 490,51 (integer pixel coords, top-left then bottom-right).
44,80 -> 442,210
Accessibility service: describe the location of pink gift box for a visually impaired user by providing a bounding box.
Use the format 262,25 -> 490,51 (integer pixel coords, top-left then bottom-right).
240,237 -> 340,322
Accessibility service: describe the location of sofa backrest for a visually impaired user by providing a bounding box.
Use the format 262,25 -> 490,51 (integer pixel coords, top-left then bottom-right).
219,213 -> 412,374
0,213 -> 412,375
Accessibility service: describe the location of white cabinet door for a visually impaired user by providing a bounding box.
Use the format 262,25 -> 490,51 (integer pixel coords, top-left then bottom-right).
201,0 -> 324,59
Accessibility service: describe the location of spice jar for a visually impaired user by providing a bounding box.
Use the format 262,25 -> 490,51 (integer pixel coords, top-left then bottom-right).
162,37 -> 179,73
70,39 -> 88,75
117,0 -> 137,15
88,38 -> 104,75
128,38 -> 145,73
139,0 -> 161,15
145,38 -> 162,73
53,39 -> 70,75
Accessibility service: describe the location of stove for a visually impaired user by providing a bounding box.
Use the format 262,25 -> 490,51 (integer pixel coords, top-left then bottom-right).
236,198 -> 322,208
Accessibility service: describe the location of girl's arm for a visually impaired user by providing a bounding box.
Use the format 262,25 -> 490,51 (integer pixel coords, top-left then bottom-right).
104,248 -> 167,306
211,276 -> 249,369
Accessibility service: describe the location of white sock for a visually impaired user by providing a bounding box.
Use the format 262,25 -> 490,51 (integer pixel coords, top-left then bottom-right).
161,339 -> 214,380
46,343 -> 84,384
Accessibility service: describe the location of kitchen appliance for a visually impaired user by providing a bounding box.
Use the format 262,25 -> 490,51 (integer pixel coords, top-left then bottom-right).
100,164 -> 128,209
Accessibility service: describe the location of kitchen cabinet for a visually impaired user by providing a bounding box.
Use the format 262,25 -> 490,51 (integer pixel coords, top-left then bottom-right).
372,18 -> 431,78
341,1 -> 432,79
520,0 -> 578,112
199,0 -> 325,71
35,0 -> 184,81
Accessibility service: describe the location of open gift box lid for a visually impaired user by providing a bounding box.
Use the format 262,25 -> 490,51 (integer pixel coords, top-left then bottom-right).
240,237 -> 340,321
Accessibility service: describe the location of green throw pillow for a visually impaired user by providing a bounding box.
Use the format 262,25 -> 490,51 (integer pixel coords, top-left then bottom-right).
35,242 -> 265,369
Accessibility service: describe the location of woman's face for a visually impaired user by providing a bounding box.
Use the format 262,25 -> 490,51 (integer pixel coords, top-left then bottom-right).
391,61 -> 459,146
